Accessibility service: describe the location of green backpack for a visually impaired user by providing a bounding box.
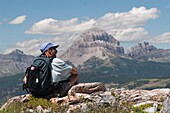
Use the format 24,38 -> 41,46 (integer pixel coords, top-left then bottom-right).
23,57 -> 53,97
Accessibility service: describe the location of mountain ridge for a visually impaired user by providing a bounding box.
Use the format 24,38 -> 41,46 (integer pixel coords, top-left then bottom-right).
1,28 -> 170,106
127,41 -> 170,62
1,28 -> 170,77
0,49 -> 35,77
60,27 -> 125,66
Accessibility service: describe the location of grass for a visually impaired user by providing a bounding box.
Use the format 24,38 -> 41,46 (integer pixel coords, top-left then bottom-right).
0,95 -> 69,113
0,93 -> 163,113
120,78 -> 170,90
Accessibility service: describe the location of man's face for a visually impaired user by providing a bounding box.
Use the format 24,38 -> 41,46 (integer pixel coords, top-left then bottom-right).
45,47 -> 58,58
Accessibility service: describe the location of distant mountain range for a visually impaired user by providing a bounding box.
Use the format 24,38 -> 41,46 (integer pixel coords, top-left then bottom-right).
128,41 -> 170,62
77,56 -> 170,84
60,27 -> 170,85
1,27 -> 170,103
0,49 -> 35,77
61,27 -> 170,66
1,27 -> 170,77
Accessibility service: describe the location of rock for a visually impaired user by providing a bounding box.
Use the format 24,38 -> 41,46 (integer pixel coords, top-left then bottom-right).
36,105 -> 43,112
161,91 -> 170,113
68,82 -> 106,96
112,88 -> 170,104
1,83 -> 170,113
97,91 -> 115,106
0,94 -> 30,110
143,102 -> 158,113
67,103 -> 88,113
50,82 -> 107,104
153,102 -> 158,112
144,107 -> 155,113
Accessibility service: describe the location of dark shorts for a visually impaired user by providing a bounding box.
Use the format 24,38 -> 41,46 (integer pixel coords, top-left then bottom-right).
46,80 -> 71,99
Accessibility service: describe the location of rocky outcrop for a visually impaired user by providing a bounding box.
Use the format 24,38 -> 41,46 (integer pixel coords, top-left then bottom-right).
128,42 -> 170,62
61,28 -> 124,66
128,41 -> 157,57
1,82 -> 170,112
161,91 -> 170,113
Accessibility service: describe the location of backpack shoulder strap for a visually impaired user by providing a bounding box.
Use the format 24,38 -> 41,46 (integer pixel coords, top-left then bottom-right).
35,57 -> 53,64
23,66 -> 31,93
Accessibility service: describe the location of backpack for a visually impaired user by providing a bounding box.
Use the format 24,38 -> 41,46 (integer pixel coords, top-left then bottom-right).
23,57 -> 53,97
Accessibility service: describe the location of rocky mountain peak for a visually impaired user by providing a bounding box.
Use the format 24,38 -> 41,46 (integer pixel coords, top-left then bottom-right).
81,27 -> 108,38
128,41 -> 157,57
60,28 -> 124,66
0,49 -> 35,76
133,41 -> 157,52
10,49 -> 24,55
80,27 -> 119,45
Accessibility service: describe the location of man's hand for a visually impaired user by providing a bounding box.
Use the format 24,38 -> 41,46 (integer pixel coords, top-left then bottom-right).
71,67 -> 77,75
69,67 -> 79,86
23,75 -> 27,84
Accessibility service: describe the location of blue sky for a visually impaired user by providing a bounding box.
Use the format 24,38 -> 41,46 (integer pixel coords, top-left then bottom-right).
0,0 -> 170,55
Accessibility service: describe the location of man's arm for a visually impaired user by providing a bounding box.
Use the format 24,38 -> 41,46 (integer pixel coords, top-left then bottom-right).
69,67 -> 79,86
70,67 -> 77,75
23,75 -> 27,84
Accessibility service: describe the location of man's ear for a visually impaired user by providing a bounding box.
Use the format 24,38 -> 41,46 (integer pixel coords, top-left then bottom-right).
44,49 -> 50,56
47,49 -> 53,56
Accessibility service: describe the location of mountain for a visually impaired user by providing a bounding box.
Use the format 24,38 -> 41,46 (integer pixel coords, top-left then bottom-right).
0,73 -> 25,103
77,56 -> 170,84
0,49 -> 35,77
1,28 -> 170,104
1,28 -> 170,77
60,27 -> 125,66
59,28 -> 170,85
128,42 -> 170,62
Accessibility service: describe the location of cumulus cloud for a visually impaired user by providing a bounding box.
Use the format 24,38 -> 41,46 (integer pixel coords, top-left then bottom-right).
150,32 -> 170,43
95,6 -> 158,42
6,6 -> 164,55
4,39 -> 43,55
96,7 -> 158,29
110,27 -> 150,42
4,33 -> 77,56
166,5 -> 170,8
26,6 -> 158,43
25,18 -> 96,35
9,15 -> 27,24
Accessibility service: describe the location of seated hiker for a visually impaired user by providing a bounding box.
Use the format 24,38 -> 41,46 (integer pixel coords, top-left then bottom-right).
23,42 -> 79,98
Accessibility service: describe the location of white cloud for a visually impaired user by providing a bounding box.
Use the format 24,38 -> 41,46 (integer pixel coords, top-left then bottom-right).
96,7 -> 158,29
4,34 -> 77,56
110,27 -> 150,42
95,6 -> 158,39
25,18 -> 96,35
150,32 -> 170,43
4,39 -> 43,55
5,6 -> 164,55
166,5 -> 170,8
9,15 -> 27,24
26,6 -> 158,43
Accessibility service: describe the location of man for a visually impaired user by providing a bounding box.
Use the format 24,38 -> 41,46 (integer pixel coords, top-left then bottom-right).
24,42 -> 79,98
